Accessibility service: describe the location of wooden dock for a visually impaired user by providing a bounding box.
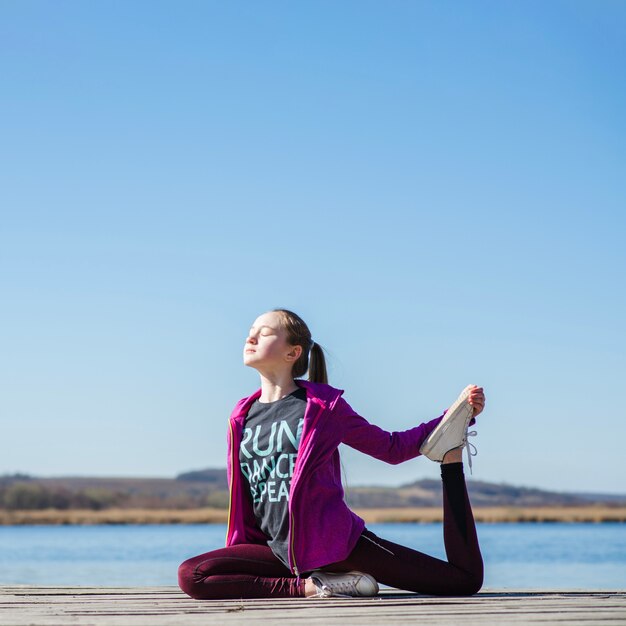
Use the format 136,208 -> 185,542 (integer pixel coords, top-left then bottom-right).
1,586 -> 625,625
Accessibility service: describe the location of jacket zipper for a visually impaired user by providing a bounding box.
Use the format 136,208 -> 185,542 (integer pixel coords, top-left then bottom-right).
289,509 -> 299,576
287,399 -> 325,576
225,420 -> 236,545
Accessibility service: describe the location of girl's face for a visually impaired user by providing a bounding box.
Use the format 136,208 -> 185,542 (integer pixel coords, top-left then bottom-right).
243,311 -> 302,373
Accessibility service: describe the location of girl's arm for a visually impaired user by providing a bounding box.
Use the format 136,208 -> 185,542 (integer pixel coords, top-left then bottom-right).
335,396 -> 447,465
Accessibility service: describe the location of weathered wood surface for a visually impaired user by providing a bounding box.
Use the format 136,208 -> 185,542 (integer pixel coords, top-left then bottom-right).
1,586 -> 625,625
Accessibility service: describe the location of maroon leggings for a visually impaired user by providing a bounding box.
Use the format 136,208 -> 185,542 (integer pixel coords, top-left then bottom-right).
178,463 -> 483,599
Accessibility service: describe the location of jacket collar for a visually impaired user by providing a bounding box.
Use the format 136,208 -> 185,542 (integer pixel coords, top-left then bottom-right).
229,379 -> 344,422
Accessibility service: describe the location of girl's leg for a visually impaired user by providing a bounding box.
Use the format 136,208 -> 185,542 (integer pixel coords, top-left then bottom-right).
178,543 -> 305,599
314,461 -> 483,596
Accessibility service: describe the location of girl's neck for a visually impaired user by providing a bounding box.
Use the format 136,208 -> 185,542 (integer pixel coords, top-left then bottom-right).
258,372 -> 299,404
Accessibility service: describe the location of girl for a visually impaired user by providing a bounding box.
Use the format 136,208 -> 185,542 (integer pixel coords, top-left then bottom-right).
178,308 -> 485,599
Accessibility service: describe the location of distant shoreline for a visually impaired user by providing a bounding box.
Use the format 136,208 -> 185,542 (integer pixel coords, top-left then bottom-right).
1,506 -> 625,525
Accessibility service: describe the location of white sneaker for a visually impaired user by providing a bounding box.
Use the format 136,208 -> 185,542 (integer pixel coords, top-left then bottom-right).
419,385 -> 478,470
309,570 -> 379,598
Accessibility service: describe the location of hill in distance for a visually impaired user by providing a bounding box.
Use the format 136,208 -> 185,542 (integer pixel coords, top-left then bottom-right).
1,469 -> 625,510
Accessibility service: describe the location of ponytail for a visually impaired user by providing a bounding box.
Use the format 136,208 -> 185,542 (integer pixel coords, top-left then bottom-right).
271,308 -> 329,384
308,341 -> 328,384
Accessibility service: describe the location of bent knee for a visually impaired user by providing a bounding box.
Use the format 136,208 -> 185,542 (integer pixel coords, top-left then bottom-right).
178,558 -> 201,598
434,570 -> 483,597
455,571 -> 483,596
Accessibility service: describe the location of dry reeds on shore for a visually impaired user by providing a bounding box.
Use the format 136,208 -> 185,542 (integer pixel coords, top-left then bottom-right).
1,506 -> 625,525
0,508 -> 229,525
353,506 -> 626,524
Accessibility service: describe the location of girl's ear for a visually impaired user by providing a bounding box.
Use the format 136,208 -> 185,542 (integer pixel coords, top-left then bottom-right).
286,344 -> 303,363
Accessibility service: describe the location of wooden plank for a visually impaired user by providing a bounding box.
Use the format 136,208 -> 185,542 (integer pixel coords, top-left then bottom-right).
0,586 -> 625,626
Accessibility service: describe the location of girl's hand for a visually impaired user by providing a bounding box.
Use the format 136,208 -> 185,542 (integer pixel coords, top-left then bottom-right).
468,385 -> 485,417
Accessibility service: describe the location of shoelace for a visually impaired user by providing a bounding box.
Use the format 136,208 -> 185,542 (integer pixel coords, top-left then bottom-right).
318,584 -> 351,598
316,579 -> 358,598
464,430 -> 478,473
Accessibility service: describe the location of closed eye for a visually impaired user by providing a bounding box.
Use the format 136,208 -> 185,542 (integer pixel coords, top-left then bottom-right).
249,325 -> 276,336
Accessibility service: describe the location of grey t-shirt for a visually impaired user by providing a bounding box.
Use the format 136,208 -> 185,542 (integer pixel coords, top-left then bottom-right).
239,387 -> 306,567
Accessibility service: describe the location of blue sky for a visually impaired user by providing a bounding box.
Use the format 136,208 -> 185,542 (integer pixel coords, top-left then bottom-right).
1,1 -> 625,493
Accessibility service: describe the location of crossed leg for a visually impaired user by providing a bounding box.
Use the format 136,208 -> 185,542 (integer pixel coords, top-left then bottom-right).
178,542 -> 304,599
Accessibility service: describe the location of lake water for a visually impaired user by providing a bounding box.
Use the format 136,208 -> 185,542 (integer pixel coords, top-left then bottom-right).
1,523 -> 624,589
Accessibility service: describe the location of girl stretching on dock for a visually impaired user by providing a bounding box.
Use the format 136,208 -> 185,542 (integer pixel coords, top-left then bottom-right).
178,309 -> 486,599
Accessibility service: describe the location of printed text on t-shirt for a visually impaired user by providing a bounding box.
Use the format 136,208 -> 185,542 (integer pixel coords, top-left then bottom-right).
240,418 -> 303,504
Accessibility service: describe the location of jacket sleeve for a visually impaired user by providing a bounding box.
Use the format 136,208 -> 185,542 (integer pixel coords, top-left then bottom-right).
335,396 -> 446,465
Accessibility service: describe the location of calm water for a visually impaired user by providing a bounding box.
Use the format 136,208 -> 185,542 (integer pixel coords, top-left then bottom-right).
1,523 -> 624,589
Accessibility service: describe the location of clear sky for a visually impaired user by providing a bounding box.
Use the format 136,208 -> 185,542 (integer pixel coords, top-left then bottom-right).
1,1 -> 625,494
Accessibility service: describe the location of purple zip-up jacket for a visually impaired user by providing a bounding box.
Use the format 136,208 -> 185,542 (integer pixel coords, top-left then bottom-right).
225,379 -> 446,576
